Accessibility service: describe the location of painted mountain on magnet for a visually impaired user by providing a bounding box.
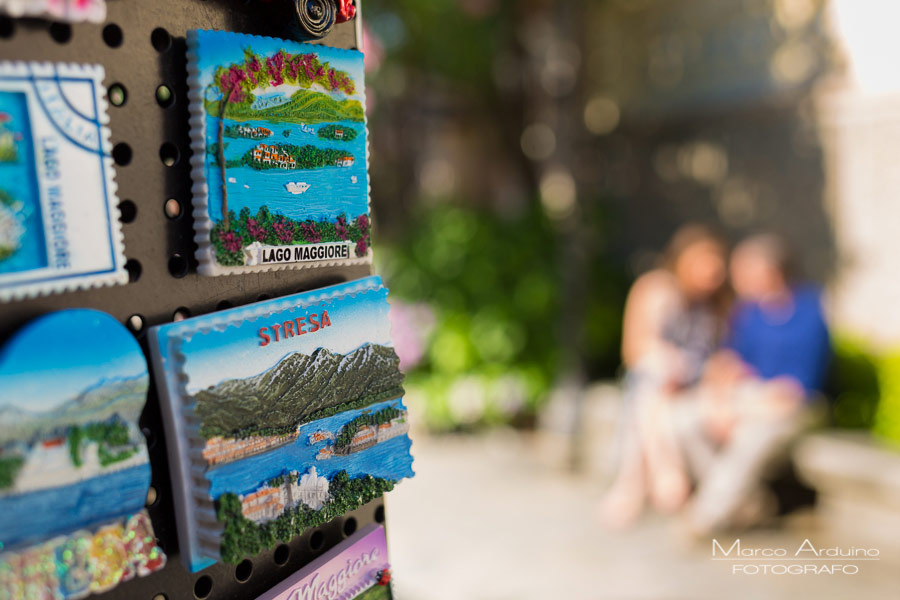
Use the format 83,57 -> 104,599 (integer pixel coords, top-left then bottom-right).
187,30 -> 372,276
149,276 -> 414,572
0,309 -> 165,598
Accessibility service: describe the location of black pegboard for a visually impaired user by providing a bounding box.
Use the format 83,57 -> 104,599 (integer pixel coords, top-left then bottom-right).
0,2 -> 388,599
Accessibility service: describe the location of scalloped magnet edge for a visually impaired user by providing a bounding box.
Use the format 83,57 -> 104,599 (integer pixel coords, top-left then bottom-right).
148,276 -> 414,572
186,29 -> 373,277
0,62 -> 126,302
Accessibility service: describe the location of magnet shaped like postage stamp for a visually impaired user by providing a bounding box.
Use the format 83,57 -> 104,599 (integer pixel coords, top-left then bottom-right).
149,276 -> 414,571
0,310 -> 166,599
0,0 -> 106,23
187,30 -> 372,276
0,63 -> 126,301
255,524 -> 393,600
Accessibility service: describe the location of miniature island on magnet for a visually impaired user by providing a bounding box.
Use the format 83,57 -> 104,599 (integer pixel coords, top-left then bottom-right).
187,30 -> 372,276
0,309 -> 165,598
149,276 -> 414,571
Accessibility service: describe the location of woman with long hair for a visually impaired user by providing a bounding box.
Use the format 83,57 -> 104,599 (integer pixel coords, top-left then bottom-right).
601,224 -> 730,528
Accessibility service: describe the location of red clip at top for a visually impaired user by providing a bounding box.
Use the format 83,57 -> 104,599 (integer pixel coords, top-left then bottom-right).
335,0 -> 356,23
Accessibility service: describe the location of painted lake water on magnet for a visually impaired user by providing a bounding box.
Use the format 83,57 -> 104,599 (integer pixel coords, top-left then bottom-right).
205,399 -> 414,499
0,310 -> 154,551
206,118 -> 369,224
0,463 -> 151,550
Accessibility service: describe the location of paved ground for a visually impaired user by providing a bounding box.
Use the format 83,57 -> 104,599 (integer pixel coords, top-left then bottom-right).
386,431 -> 900,600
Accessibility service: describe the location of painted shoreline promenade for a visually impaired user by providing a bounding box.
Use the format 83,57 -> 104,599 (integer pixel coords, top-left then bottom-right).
4,438 -> 149,496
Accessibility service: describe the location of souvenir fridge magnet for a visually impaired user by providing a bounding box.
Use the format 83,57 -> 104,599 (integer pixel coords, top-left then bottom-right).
187,30 -> 371,276
0,310 -> 166,599
256,524 -> 392,600
0,62 -> 126,301
149,276 -> 414,572
0,0 -> 106,23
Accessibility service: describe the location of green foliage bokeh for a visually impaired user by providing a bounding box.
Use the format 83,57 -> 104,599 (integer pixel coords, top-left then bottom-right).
381,203 -> 625,429
829,336 -> 900,446
366,0 -> 512,87
873,352 -> 900,445
829,337 -> 881,430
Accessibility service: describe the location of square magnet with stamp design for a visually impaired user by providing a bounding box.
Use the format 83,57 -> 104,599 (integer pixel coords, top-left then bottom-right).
0,0 -> 106,23
187,29 -> 372,276
0,62 -> 126,301
148,276 -> 413,572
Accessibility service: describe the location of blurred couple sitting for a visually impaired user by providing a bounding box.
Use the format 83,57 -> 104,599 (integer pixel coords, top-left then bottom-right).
601,225 -> 830,535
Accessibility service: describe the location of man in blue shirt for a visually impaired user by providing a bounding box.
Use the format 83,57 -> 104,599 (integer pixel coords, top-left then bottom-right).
726,238 -> 830,396
677,234 -> 831,535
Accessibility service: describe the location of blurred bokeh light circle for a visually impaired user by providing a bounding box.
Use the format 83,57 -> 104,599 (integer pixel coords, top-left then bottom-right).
539,167 -> 577,220
521,123 -> 556,161
584,95 -> 621,135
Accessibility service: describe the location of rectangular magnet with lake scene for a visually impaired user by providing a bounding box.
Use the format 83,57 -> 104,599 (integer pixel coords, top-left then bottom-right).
148,276 -> 414,572
187,30 -> 372,276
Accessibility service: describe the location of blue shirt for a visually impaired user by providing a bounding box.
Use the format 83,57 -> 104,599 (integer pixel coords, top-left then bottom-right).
725,286 -> 831,394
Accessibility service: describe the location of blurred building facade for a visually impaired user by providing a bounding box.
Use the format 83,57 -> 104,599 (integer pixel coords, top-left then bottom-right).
585,0 -> 900,348
366,0 -> 900,432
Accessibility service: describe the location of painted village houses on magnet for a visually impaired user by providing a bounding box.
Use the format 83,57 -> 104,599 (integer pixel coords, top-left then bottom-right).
235,124 -> 272,139
251,143 -> 297,169
240,467 -> 330,523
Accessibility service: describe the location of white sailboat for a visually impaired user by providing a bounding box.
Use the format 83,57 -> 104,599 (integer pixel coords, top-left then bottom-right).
284,182 -> 310,195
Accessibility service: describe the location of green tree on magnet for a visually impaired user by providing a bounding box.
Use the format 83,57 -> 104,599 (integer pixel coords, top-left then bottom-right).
206,48 -> 357,231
